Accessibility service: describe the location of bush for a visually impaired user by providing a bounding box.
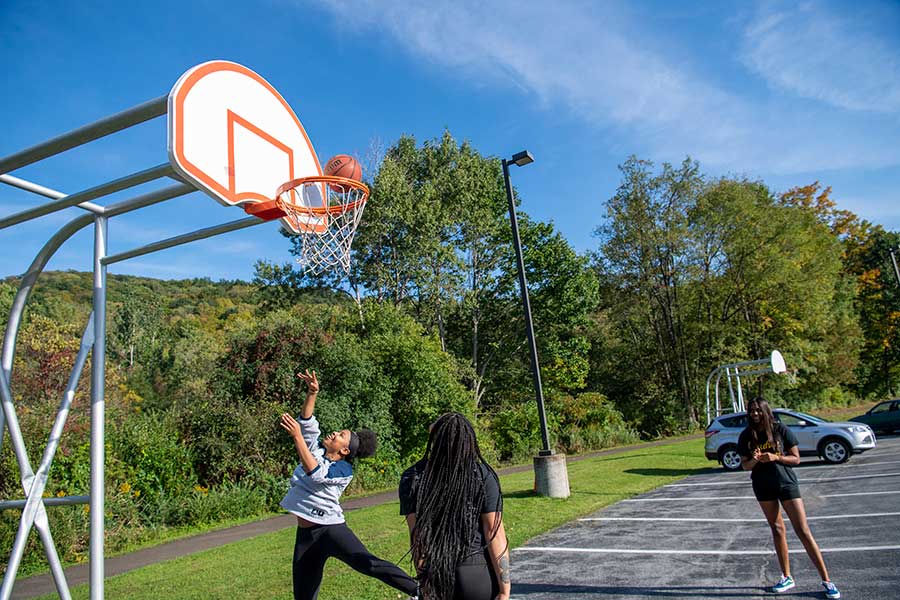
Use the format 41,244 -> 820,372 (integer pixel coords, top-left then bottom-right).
109,409 -> 197,506
553,392 -> 640,452
781,385 -> 860,413
184,482 -> 269,525
485,400 -> 551,463
484,392 -> 639,462
345,446 -> 406,496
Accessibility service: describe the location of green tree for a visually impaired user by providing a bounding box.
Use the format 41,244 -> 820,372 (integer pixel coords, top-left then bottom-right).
843,226 -> 900,396
595,157 -> 703,426
593,158 -> 862,434
110,285 -> 162,368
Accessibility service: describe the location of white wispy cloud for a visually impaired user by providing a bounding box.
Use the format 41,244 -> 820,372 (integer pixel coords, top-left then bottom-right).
741,1 -> 900,114
309,0 -> 900,174
326,1 -> 748,151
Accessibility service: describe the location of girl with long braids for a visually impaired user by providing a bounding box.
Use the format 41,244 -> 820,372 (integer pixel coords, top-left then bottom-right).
398,412 -> 511,600
738,396 -> 841,599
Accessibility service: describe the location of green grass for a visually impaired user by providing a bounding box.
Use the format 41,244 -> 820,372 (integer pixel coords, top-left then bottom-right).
38,438 -> 713,600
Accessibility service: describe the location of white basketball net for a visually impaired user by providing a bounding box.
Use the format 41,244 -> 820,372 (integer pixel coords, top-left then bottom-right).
276,178 -> 368,275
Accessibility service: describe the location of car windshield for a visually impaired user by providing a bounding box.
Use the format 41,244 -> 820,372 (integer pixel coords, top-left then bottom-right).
793,410 -> 828,424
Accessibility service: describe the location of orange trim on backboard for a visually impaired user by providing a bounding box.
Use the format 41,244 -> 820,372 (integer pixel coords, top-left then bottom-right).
226,110 -> 295,203
170,61 -> 322,206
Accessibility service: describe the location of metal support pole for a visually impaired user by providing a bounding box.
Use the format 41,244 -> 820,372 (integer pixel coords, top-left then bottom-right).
1,316 -> 93,599
0,164 -> 174,230
501,158 -> 552,456
0,96 -> 167,175
724,367 -> 738,413
0,496 -> 89,511
714,370 -> 724,418
102,216 -> 265,265
705,371 -> 713,425
735,369 -> 745,412
2,184 -> 193,385
90,217 -> 108,599
0,174 -> 104,214
890,247 -> 900,289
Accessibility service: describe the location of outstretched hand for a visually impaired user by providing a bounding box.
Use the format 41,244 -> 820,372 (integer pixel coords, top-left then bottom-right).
297,369 -> 319,393
280,413 -> 302,439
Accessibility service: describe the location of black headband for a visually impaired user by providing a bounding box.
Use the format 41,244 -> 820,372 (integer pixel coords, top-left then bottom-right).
348,431 -> 360,459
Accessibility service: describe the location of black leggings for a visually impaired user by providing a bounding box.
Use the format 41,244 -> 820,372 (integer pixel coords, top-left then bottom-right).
292,523 -> 418,600
452,552 -> 499,600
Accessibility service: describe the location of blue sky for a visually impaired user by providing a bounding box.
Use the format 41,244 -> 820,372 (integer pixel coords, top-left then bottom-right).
2,0 -> 898,281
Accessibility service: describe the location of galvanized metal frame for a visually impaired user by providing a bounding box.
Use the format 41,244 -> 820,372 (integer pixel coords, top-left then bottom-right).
705,352 -> 787,425
0,94 -> 271,599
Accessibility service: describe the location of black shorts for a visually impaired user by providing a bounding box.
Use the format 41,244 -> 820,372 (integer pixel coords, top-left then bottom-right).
452,552 -> 499,600
752,481 -> 801,502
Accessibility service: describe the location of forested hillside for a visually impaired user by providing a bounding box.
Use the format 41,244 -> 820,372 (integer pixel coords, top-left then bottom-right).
2,132 -> 898,574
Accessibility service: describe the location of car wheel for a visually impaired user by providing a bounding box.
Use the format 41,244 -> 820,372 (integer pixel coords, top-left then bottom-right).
718,445 -> 743,471
820,438 -> 851,464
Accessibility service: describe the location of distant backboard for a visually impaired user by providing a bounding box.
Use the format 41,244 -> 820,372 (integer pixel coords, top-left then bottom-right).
167,61 -> 324,231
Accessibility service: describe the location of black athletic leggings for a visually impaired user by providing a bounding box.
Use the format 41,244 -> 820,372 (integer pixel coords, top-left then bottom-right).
292,523 -> 418,600
452,551 -> 499,600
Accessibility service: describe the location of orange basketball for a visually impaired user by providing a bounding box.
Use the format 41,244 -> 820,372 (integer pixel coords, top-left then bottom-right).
323,154 -> 362,181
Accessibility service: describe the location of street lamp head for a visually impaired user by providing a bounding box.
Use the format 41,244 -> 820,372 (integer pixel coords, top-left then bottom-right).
510,150 -> 534,167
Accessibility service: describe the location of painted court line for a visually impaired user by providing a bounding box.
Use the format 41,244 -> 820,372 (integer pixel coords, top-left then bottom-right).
822,490 -> 900,498
709,459 -> 900,476
802,459 -> 900,470
515,545 -> 900,556
666,472 -> 900,487
578,512 -> 900,522
622,490 -> 900,501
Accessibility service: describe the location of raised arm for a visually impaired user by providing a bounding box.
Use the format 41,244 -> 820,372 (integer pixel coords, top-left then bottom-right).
280,413 -> 318,474
297,369 -> 319,419
279,370 -> 322,474
481,511 -> 511,600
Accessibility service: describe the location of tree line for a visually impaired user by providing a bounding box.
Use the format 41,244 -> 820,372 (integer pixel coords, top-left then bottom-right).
2,132 -> 898,573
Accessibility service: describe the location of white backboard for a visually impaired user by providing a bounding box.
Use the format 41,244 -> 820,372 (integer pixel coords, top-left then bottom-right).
168,61 -> 324,231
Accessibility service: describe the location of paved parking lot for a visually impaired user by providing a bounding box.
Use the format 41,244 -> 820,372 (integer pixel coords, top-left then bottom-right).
511,434 -> 900,599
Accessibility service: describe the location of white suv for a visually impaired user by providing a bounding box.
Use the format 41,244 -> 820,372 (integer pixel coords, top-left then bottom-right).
705,409 -> 877,471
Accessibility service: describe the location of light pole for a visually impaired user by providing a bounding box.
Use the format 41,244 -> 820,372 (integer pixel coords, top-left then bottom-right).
501,150 -> 570,498
890,246 -> 900,289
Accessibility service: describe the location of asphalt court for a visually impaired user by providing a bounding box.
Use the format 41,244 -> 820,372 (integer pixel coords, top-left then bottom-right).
511,434 -> 900,599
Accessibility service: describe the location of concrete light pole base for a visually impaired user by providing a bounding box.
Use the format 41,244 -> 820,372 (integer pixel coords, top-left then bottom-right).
533,453 -> 570,498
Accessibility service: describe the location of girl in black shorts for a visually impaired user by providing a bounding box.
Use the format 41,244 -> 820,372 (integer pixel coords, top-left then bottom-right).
399,413 -> 511,600
738,396 -> 841,599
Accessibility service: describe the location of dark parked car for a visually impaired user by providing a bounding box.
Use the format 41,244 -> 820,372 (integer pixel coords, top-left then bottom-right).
850,399 -> 900,434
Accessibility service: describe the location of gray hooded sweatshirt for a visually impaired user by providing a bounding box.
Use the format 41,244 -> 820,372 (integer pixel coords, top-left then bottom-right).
279,415 -> 354,524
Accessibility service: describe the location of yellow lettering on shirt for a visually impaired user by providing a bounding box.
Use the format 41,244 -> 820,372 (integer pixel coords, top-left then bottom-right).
756,439 -> 782,456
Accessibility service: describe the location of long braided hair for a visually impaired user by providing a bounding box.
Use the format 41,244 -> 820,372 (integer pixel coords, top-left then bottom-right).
410,412 -> 502,600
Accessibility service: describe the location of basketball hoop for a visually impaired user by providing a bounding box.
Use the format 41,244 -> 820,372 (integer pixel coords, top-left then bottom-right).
244,175 -> 369,275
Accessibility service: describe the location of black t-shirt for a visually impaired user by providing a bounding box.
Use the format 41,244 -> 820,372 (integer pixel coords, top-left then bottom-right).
399,459 -> 502,556
737,422 -> 799,488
